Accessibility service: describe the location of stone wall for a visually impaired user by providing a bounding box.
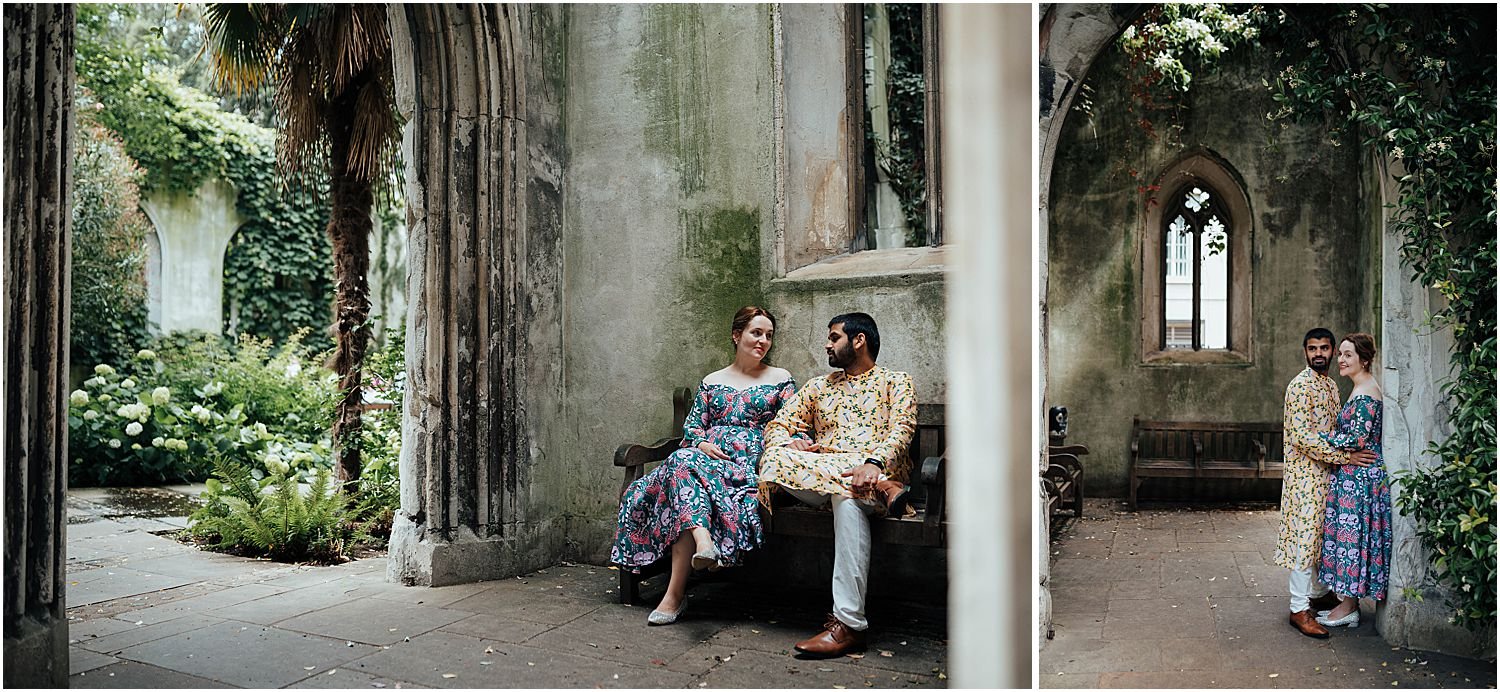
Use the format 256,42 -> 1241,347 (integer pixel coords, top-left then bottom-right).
140,178 -> 245,334
1046,45 -> 1374,497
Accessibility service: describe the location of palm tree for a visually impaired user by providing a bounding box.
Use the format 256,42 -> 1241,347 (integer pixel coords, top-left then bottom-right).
202,4 -> 401,490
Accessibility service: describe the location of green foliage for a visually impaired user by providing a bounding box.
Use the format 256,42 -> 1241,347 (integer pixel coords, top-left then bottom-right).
70,109 -> 152,367
1261,3 -> 1496,630
865,3 -> 929,246
1119,3 -> 1497,628
67,335 -> 338,487
188,456 -> 366,562
349,324 -> 408,538
75,3 -> 334,350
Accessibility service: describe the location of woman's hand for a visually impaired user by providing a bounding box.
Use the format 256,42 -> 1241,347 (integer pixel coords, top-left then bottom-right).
697,441 -> 731,460
1345,449 -> 1377,467
787,438 -> 820,452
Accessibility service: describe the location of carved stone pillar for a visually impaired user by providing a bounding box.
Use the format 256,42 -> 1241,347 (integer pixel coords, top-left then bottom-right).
3,4 -> 73,687
386,5 -> 566,586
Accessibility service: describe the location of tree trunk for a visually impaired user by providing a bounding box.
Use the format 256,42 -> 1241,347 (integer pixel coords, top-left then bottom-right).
327,73 -> 376,493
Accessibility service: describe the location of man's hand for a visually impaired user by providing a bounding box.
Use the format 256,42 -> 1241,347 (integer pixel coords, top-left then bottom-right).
1345,449 -> 1377,467
841,462 -> 881,494
787,438 -> 820,452
696,441 -> 731,460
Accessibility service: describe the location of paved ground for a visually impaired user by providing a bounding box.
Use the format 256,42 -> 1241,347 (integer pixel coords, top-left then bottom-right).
1041,498 -> 1497,689
64,487 -> 947,689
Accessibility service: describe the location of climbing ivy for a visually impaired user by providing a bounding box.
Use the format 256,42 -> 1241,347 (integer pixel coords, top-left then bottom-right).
75,4 -> 333,350
1118,4 -> 1497,629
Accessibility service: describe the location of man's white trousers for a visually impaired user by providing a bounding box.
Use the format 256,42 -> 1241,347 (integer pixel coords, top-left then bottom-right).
784,488 -> 879,631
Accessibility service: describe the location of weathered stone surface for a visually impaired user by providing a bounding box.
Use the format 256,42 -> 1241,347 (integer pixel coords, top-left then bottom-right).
275,599 -> 471,646
138,178 -> 244,334
71,660 -> 234,689
112,618 -> 382,688
4,4 -> 74,687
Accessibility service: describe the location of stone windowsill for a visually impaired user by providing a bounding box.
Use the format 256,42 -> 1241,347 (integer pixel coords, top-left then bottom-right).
1141,348 -> 1253,367
772,246 -> 947,292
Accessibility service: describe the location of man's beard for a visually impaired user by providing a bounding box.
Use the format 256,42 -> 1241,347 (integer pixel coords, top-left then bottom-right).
1307,355 -> 1330,373
827,342 -> 855,368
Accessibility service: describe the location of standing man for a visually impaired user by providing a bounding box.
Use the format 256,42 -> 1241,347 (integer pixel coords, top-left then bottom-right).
759,312 -> 916,657
1274,327 -> 1375,638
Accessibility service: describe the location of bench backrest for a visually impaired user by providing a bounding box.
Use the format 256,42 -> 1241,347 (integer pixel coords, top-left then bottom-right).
1132,419 -> 1283,464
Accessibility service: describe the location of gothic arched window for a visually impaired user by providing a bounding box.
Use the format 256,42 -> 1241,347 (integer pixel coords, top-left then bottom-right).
1142,154 -> 1252,363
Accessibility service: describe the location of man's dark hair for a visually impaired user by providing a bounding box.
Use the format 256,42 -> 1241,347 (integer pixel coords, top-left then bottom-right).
830,312 -> 880,360
1303,327 -> 1335,348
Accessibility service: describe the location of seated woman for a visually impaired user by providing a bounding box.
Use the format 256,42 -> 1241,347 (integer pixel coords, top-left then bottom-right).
609,306 -> 810,625
1315,332 -> 1392,629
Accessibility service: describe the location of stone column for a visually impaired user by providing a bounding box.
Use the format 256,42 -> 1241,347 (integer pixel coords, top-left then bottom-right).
942,4 -> 1031,686
3,4 -> 73,687
386,5 -> 566,586
1373,150 -> 1497,658
140,178 -> 246,334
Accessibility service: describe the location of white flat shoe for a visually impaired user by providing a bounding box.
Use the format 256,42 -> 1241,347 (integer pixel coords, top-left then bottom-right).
1316,609 -> 1359,628
648,601 -> 685,626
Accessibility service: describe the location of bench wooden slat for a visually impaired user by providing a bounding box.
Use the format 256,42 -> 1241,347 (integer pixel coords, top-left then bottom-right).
1129,417 -> 1285,509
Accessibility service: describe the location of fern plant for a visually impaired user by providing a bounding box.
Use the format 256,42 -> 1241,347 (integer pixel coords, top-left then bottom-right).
189,455 -> 368,562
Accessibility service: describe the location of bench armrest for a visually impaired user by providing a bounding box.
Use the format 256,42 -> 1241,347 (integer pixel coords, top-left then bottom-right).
920,452 -> 946,532
615,436 -> 684,498
1050,444 -> 1090,457
1049,453 -> 1083,478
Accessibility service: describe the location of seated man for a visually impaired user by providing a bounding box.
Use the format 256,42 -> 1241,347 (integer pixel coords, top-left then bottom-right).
758,312 -> 916,657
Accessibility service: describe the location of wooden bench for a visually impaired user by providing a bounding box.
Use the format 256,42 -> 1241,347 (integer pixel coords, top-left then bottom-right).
1044,444 -> 1086,529
613,387 -> 946,605
1128,418 -> 1284,510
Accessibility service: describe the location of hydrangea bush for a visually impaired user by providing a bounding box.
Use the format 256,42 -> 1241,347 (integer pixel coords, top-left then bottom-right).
68,336 -> 338,486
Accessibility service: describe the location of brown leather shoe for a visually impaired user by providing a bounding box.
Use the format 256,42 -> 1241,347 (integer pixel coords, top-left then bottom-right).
1289,608 -> 1330,639
1308,592 -> 1341,612
874,480 -> 911,518
794,614 -> 868,657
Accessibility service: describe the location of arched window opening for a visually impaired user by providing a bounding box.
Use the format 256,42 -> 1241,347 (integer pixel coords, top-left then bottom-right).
1161,181 -> 1230,351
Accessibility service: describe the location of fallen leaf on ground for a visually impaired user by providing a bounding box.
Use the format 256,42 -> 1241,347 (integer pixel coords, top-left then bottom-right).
304,667 -> 316,671
879,650 -> 894,658
847,653 -> 864,660
651,659 -> 667,666
441,673 -> 456,679
1269,674 -> 1278,678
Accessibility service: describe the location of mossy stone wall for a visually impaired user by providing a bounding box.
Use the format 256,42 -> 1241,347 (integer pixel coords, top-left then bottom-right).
1047,46 -> 1375,497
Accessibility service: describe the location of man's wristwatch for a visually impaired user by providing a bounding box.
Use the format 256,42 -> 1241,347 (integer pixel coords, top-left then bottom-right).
864,458 -> 883,471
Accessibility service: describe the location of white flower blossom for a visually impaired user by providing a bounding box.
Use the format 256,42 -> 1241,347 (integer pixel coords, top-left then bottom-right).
125,422 -> 143,436
151,387 -> 171,405
152,437 -> 165,447
98,393 -> 112,403
131,443 -> 142,450
83,410 -> 99,421
168,439 -> 188,452
135,349 -> 157,361
120,378 -> 136,390
203,381 -> 224,397
70,390 -> 89,406
84,377 -> 105,388
108,439 -> 121,449
94,364 -> 115,376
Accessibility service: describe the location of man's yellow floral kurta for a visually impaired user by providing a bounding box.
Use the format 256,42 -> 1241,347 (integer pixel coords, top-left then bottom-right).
1273,367 -> 1349,570
758,366 -> 916,502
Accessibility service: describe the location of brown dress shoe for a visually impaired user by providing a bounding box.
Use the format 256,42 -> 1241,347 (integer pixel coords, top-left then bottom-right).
1289,608 -> 1330,639
874,480 -> 912,518
794,614 -> 868,657
1308,592 -> 1342,612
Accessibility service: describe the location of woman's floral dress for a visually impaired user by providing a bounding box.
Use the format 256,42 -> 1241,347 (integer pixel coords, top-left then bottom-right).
1317,395 -> 1392,600
610,379 -> 799,572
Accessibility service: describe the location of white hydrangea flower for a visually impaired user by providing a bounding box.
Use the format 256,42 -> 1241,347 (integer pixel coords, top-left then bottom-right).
203,381 -> 224,397
83,410 -> 99,421
125,422 -> 143,436
70,390 -> 89,406
84,377 -> 105,388
131,443 -> 142,450
151,387 -> 171,405
169,439 -> 188,452
120,379 -> 136,390
108,439 -> 122,449
152,437 -> 165,447
136,349 -> 157,360
98,393 -> 112,403
94,364 -> 115,376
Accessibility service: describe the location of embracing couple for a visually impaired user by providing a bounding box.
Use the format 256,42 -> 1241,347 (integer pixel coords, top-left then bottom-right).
1276,327 -> 1393,638
609,307 -> 916,658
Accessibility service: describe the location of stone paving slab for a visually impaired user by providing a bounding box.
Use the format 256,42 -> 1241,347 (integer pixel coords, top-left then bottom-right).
71,660 -> 236,689
113,618 -> 384,687
67,567 -> 198,607
69,647 -> 119,675
275,599 -> 473,646
283,667 -> 431,689
117,582 -> 289,625
207,581 -> 365,625
74,613 -> 225,654
1044,498 -> 1497,688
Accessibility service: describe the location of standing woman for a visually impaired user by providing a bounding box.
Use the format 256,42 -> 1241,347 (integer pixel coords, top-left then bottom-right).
1316,332 -> 1393,628
610,307 -> 811,625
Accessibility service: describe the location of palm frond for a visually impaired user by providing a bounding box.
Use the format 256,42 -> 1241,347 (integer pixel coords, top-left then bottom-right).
201,3 -> 289,96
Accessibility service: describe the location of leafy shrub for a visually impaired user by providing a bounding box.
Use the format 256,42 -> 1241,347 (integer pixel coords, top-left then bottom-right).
70,107 -> 152,367
68,335 -> 338,486
188,457 -> 366,562
352,324 -> 408,539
